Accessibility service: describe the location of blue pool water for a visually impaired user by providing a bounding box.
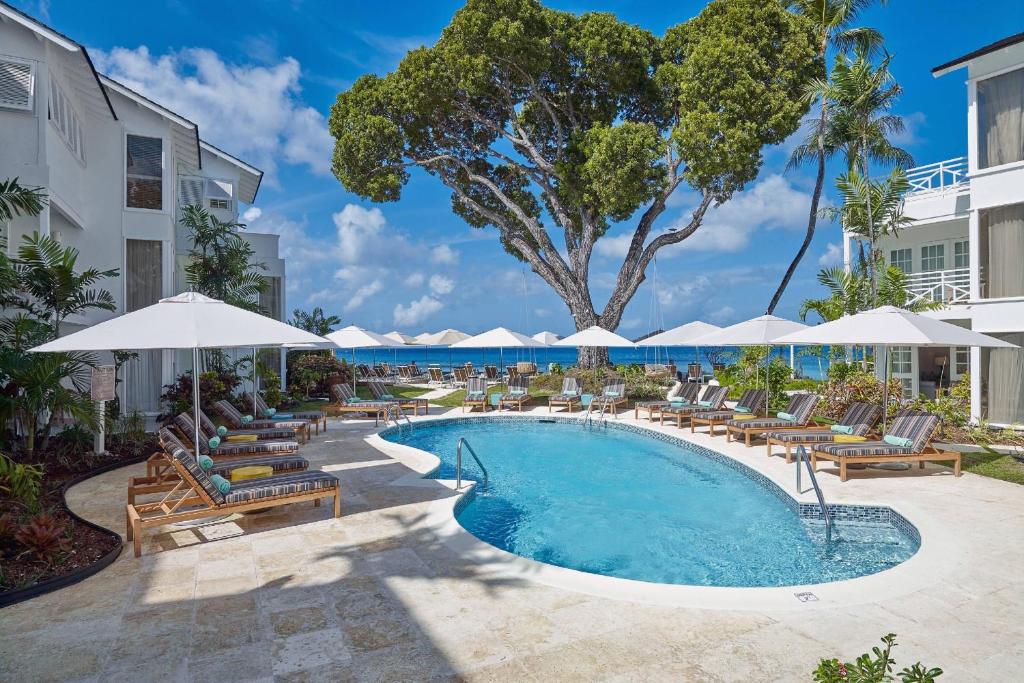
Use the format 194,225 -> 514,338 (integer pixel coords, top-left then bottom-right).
382,419 -> 919,587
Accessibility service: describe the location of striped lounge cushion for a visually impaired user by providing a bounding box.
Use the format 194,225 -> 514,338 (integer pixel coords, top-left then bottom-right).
841,402 -> 883,436
698,410 -> 741,421
223,471 -> 339,504
291,411 -> 325,421
212,439 -> 298,456
662,404 -> 715,415
238,427 -> 302,440
172,449 -> 226,504
726,417 -> 794,430
814,441 -> 914,457
551,393 -> 581,402
208,455 -> 308,478
769,430 -> 841,444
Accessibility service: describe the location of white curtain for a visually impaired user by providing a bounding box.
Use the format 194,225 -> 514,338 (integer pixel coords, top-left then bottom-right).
982,204 -> 1024,299
123,240 -> 163,413
978,67 -> 1024,169
988,333 -> 1024,425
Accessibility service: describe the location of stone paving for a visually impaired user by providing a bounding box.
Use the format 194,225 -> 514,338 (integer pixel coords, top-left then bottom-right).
1,405 -> 1023,681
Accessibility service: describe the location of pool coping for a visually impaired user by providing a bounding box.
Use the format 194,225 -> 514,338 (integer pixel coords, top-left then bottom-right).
365,412 -> 961,611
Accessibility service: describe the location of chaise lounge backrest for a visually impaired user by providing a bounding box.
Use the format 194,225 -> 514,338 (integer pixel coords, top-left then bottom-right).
214,400 -> 247,428
677,382 -> 701,403
837,402 -> 883,436
699,385 -> 729,408
885,410 -> 940,453
788,393 -> 820,425
466,377 -> 487,397
560,377 -> 580,396
602,380 -> 625,398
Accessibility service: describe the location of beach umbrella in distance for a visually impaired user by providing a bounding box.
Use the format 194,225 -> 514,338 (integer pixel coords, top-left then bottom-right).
416,329 -> 471,370
383,331 -> 416,344
451,327 -> 545,375
774,305 -> 1018,427
532,331 -> 561,344
30,291 -> 328,457
554,325 -> 636,348
325,325 -> 405,391
690,315 -> 808,415
637,321 -> 721,379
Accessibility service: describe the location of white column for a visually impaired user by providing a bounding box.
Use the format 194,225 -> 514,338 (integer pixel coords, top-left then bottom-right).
970,346 -> 982,424
279,349 -> 287,392
842,231 -> 853,273
968,209 -> 981,300
966,78 -> 979,174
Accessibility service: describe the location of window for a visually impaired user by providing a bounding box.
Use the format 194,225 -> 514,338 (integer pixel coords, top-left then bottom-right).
953,240 -> 969,269
920,244 -> 945,272
0,57 -> 34,111
259,276 -> 282,320
977,67 -> 1024,169
955,347 -> 970,377
206,179 -> 233,212
981,332 -> 1024,425
890,248 -> 912,273
979,203 -> 1024,299
890,346 -> 914,400
124,240 -> 163,413
126,135 -> 163,210
48,77 -> 83,161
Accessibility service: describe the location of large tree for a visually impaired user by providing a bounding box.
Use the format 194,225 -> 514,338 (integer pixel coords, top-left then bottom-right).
330,0 -> 819,365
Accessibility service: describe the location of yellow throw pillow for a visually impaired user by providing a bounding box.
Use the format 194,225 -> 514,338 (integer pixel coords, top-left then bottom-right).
225,434 -> 259,442
833,435 -> 867,443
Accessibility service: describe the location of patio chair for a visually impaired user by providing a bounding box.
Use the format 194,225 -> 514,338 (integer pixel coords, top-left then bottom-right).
516,361 -> 536,377
688,388 -> 765,437
548,377 -> 582,413
766,401 -> 882,462
428,367 -> 446,386
499,377 -> 531,411
367,379 -> 429,415
246,392 -> 326,433
484,365 -> 499,382
810,410 -> 960,482
660,385 -> 729,428
506,365 -> 519,382
126,443 -> 340,557
589,379 -> 627,418
462,377 -> 489,413
206,403 -> 309,443
131,428 -> 310,504
722,393 -> 820,446
330,383 -> 392,423
452,366 -> 469,388
212,401 -> 309,444
634,382 -> 701,421
173,413 -> 299,461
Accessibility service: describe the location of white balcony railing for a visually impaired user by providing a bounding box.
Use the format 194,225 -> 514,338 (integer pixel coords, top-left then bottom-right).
905,156 -> 968,196
906,267 -> 971,304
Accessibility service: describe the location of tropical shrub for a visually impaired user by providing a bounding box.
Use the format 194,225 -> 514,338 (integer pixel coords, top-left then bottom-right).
159,371 -> 242,422
818,371 -> 903,422
828,361 -> 862,383
14,513 -> 69,565
107,411 -> 152,458
288,354 -> 347,399
907,374 -> 970,438
181,205 -> 265,310
0,453 -> 43,512
813,633 -> 942,683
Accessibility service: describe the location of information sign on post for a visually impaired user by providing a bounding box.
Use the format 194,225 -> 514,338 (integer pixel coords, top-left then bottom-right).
90,365 -> 116,454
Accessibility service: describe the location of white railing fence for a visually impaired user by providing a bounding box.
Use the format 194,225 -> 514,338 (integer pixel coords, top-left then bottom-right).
905,157 -> 968,195
906,267 -> 972,304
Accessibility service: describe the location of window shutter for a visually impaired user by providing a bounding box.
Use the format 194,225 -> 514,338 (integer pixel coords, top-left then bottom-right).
0,59 -> 34,111
178,177 -> 204,210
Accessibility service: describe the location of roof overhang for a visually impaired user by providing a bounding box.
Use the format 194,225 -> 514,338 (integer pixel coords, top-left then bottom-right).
0,1 -> 117,119
199,140 -> 263,204
932,32 -> 1024,77
100,75 -> 201,170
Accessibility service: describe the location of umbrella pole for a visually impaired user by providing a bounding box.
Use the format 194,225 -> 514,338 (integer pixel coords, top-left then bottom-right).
252,346 -> 258,417
192,347 -> 201,457
352,348 -> 357,393
881,345 -> 890,432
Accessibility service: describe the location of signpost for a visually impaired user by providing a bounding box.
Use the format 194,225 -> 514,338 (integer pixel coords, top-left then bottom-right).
90,365 -> 115,455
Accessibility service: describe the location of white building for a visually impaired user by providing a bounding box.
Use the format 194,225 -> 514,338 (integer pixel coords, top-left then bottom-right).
843,33 -> 1024,426
0,3 -> 287,415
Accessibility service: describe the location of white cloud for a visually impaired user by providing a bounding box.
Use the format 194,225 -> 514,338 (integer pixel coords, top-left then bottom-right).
430,244 -> 460,265
393,296 -> 443,327
404,272 -> 425,287
242,207 -> 262,222
93,46 -> 332,179
819,242 -> 843,267
333,204 -> 389,263
429,274 -> 454,296
344,280 -> 383,312
709,306 -> 736,325
892,111 -> 926,147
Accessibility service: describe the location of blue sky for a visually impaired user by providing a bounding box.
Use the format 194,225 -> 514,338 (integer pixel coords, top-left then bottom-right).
15,0 -> 1023,335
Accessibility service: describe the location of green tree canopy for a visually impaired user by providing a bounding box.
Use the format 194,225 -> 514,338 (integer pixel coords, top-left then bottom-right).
330,0 -> 819,364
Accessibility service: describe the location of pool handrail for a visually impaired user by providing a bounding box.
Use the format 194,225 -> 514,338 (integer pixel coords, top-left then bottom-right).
456,437 -> 489,490
796,445 -> 833,543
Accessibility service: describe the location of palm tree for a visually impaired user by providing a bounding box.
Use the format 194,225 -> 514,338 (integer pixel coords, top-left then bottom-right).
826,48 -> 913,300
766,0 -> 887,314
289,307 -> 342,336
0,177 -> 46,223
181,205 -> 266,311
824,166 -> 914,264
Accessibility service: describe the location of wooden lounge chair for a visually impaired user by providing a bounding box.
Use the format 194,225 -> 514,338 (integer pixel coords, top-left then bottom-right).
212,400 -> 310,443
766,402 -> 882,462
126,444 -> 340,557
506,365 -> 519,382
635,382 -> 701,421
810,410 -> 960,482
659,385 -> 729,428
516,361 -> 536,377
130,428 -> 310,504
366,380 -> 429,416
462,378 -> 489,412
690,389 -> 767,437
499,377 -> 531,411
329,384 -> 394,424
452,367 -> 469,388
247,392 -> 326,433
428,367 -> 446,386
173,412 -> 298,459
201,405 -> 308,444
589,380 -> 627,418
549,377 -> 582,413
722,393 -> 819,446
484,365 -> 499,382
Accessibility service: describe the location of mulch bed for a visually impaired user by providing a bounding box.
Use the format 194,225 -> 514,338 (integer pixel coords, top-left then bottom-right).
1,441 -> 154,596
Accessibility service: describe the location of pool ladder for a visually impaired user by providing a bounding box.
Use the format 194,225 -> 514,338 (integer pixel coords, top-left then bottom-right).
383,404 -> 412,434
795,445 -> 833,543
456,437 -> 489,490
583,400 -> 609,428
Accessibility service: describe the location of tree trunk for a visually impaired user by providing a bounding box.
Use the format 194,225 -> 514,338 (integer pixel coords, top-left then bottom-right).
862,137 -> 878,305
577,346 -> 610,369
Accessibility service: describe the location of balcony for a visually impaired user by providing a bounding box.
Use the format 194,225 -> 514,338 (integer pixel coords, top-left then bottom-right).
906,267 -> 972,305
906,157 -> 968,196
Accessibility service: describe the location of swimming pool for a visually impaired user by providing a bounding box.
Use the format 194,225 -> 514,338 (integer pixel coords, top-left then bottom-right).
382,418 -> 919,587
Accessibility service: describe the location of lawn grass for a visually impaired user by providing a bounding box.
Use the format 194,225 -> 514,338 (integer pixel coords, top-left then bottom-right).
430,383 -> 557,409
950,451 -> 1024,486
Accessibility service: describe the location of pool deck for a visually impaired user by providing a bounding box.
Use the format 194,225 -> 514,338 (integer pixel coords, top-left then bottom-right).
2,405 -> 1022,681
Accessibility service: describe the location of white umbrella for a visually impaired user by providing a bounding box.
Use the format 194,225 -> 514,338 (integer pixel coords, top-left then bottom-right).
773,305 -> 1018,427
637,321 -> 720,346
418,328 -> 471,346
554,325 -> 635,348
413,332 -> 434,344
690,315 -> 808,415
383,331 -> 417,344
31,292 -> 327,456
532,331 -> 561,344
451,327 -> 545,376
325,325 -> 405,390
